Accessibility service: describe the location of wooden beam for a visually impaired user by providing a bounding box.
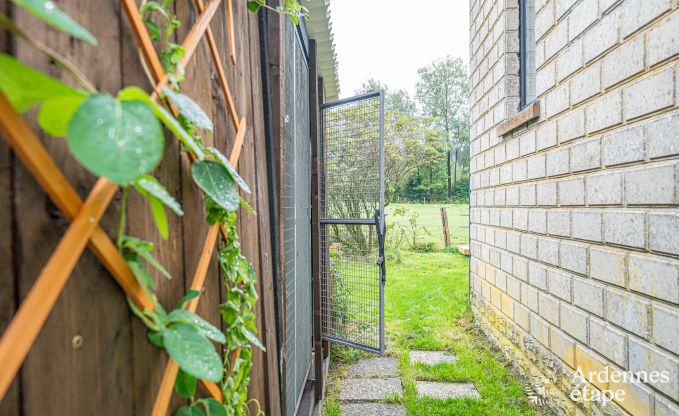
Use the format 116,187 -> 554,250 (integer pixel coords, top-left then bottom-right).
226,0 -> 237,65
0,178 -> 118,400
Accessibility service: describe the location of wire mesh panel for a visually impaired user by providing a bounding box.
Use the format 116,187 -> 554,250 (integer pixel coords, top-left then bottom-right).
283,20 -> 312,416
320,91 -> 385,354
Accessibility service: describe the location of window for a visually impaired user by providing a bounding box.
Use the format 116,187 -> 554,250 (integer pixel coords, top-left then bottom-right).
520,0 -> 536,108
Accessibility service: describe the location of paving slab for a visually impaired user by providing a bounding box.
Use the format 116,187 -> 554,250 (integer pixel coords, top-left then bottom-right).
340,378 -> 402,401
409,350 -> 457,365
341,403 -> 406,416
416,381 -> 480,399
347,357 -> 399,378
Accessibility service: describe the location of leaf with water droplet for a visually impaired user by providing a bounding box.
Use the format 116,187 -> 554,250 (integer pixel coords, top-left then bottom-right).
117,86 -> 204,160
135,175 -> 183,215
191,160 -> 240,212
163,87 -> 213,132
162,323 -> 223,382
67,94 -> 164,184
0,54 -> 86,113
11,0 -> 97,45
204,147 -> 251,194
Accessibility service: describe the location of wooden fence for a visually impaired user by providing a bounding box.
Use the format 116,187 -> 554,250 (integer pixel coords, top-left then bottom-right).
0,0 -> 280,415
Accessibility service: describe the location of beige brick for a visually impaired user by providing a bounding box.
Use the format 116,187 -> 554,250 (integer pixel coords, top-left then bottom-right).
514,302 -> 531,330
586,90 -> 622,133
546,147 -> 569,176
603,210 -> 646,248
629,254 -> 679,304
557,107 -> 585,143
559,178 -> 585,205
536,61 -> 556,97
605,288 -> 650,337
556,39 -> 583,81
583,10 -> 618,62
620,0 -> 672,38
537,121 -> 558,150
570,137 -> 601,172
602,125 -> 645,166
572,210 -> 602,241
625,163 -> 677,205
573,277 -> 604,316
545,83 -> 570,118
629,337 -> 679,398
568,0 -> 598,40
560,240 -> 588,275
647,10 -> 679,66
602,36 -> 644,88
547,209 -> 571,237
586,171 -> 623,205
652,304 -> 679,355
548,269 -> 572,301
570,62 -> 601,105
539,292 -> 560,325
589,317 -> 628,367
522,283 -> 539,312
531,313 -> 551,347
624,67 -> 674,120
529,262 -> 549,289
590,246 -> 626,287
649,212 -> 679,255
648,113 -> 679,159
550,327 -> 576,368
561,303 -> 589,342
545,20 -> 569,61
536,0 -> 555,40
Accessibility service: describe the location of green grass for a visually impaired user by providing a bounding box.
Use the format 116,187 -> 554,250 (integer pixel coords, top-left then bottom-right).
323,204 -> 543,416
386,203 -> 469,252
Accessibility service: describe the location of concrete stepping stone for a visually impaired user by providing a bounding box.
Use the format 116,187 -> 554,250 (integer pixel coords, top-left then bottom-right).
409,350 -> 457,365
341,403 -> 406,416
340,378 -> 402,401
416,381 -> 480,399
347,357 -> 399,378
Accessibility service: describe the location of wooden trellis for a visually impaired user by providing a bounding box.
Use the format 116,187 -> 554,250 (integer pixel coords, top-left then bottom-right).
0,0 -> 254,414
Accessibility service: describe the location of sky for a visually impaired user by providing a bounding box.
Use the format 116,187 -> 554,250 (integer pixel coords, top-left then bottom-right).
328,1 -> 470,98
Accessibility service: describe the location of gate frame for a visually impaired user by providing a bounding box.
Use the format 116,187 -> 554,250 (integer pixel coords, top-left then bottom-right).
318,90 -> 386,355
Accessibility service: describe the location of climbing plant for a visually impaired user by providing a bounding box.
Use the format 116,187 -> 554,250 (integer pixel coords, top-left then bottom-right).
0,0 -> 305,415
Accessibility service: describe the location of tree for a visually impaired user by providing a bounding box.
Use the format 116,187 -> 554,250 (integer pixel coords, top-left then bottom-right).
415,56 -> 470,202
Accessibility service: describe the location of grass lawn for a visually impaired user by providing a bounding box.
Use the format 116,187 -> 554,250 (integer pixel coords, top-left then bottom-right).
323,203 -> 543,416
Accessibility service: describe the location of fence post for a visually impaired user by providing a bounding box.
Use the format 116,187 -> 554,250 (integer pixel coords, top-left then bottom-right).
440,207 -> 450,247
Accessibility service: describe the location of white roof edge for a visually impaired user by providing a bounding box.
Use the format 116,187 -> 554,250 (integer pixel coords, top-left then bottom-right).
305,0 -> 339,100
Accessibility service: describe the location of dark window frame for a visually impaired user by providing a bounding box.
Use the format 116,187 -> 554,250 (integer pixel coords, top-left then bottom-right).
519,0 -> 535,109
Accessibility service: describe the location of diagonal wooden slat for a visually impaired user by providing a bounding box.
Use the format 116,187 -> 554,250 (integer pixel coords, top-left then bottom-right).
0,0 -> 230,403
151,223 -> 221,416
226,0 -> 237,65
0,93 -> 153,311
0,178 -> 118,400
193,0 -> 240,128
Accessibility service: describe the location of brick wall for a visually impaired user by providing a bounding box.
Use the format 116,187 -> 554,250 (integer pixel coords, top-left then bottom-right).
468,0 -> 679,414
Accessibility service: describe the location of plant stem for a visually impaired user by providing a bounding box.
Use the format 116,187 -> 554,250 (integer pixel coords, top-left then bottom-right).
0,13 -> 97,93
117,186 -> 130,250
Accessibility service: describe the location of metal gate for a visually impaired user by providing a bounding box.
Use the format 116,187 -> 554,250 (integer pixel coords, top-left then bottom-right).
320,91 -> 385,354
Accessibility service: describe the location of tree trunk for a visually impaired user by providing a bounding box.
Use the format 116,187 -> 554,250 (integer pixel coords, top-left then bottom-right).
429,165 -> 434,202
446,149 -> 452,202
453,147 -> 459,183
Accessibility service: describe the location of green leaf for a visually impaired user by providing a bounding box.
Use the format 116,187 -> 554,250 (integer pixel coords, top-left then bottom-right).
148,330 -> 164,348
163,87 -> 213,132
162,323 -> 224,382
239,197 -> 256,215
117,87 -> 204,159
38,95 -> 86,137
139,1 -> 169,18
205,147 -> 251,194
125,256 -> 156,294
246,1 -> 261,13
67,94 -> 164,184
149,196 -> 169,239
122,236 -> 171,279
144,18 -> 161,41
0,54 -> 84,113
175,405 -> 205,416
167,309 -> 226,344
242,327 -> 266,351
174,368 -> 197,399
177,290 -> 200,309
135,175 -> 183,215
191,161 -> 239,212
11,0 -> 97,45
200,398 -> 227,416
